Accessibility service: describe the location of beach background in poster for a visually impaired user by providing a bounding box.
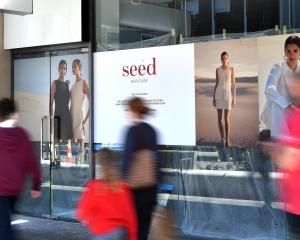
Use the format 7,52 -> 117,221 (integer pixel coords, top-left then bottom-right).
195,38 -> 259,147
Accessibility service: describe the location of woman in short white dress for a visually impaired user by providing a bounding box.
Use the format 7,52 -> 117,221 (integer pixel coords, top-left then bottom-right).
213,52 -> 236,147
260,35 -> 300,138
70,59 -> 89,162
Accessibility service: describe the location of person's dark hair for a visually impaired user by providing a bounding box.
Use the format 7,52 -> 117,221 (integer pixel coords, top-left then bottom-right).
284,35 -> 300,50
128,97 -> 151,119
95,148 -> 120,167
0,98 -> 17,121
58,60 -> 67,70
221,51 -> 229,59
259,129 -> 271,142
72,59 -> 82,71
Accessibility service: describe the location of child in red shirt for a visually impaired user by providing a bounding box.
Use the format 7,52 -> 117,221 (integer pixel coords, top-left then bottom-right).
77,149 -> 137,240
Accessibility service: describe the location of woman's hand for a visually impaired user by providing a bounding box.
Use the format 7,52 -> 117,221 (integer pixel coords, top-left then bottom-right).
287,104 -> 297,111
213,99 -> 216,107
232,98 -> 236,108
81,122 -> 86,135
31,190 -> 41,198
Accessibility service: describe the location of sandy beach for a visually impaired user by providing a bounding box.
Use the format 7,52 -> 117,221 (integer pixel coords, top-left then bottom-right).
15,91 -> 90,142
196,77 -> 259,147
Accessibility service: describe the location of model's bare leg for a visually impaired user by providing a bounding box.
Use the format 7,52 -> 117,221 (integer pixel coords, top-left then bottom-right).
217,109 -> 225,146
224,110 -> 231,147
76,139 -> 85,164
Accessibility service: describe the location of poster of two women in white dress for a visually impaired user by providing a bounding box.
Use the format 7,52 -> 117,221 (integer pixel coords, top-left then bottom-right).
14,52 -> 89,152
50,54 -> 90,144
195,34 -> 300,147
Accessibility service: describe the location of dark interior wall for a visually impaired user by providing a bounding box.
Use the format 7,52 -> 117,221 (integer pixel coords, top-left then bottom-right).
81,0 -> 91,42
292,0 -> 300,28
192,0 -> 280,36
191,0 -> 212,37
247,0 -> 279,32
214,0 -> 244,34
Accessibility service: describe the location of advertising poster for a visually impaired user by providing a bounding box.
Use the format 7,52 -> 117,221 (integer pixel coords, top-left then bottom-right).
195,39 -> 259,147
258,34 -> 300,137
14,53 -> 89,142
94,44 -> 196,145
50,54 -> 89,142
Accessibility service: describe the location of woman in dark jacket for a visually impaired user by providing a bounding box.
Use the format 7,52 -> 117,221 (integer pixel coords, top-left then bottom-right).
123,97 -> 158,240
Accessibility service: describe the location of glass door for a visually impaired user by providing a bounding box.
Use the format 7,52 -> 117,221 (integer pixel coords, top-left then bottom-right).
49,48 -> 91,219
12,47 -> 91,219
13,51 -> 52,217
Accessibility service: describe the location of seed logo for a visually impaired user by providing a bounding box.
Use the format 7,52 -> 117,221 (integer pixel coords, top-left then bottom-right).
122,57 -> 157,77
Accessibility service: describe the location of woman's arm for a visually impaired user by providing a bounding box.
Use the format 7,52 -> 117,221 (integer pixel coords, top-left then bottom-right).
231,67 -> 236,107
82,80 -> 89,126
265,64 -> 290,109
213,69 -> 219,106
49,81 -> 56,116
268,143 -> 300,171
122,128 -> 135,178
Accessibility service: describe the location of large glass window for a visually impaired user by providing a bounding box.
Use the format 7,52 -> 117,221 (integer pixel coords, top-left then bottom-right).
93,1 -> 300,239
13,48 -> 91,220
94,0 -> 292,51
214,0 -> 244,35
247,0 -> 279,32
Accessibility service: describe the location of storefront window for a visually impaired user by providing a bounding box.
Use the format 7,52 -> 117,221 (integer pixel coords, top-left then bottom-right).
93,1 -> 300,239
94,0 -> 292,52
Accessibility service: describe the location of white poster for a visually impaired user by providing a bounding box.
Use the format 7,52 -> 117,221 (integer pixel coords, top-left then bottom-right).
94,44 -> 195,145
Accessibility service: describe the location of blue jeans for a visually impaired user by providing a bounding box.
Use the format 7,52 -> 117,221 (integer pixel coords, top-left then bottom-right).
91,228 -> 127,240
0,196 -> 16,240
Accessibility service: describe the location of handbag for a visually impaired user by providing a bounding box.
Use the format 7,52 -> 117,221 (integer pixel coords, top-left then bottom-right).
148,206 -> 176,240
128,149 -> 158,189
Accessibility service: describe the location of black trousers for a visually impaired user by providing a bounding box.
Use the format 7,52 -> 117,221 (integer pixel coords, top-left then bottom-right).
287,212 -> 300,240
133,186 -> 158,240
0,196 -> 16,240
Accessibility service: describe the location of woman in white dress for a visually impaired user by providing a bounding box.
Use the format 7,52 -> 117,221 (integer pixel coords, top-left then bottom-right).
213,52 -> 236,147
70,59 -> 89,162
260,35 -> 300,137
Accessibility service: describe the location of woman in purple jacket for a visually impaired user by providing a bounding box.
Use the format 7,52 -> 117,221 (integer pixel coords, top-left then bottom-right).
0,98 -> 41,240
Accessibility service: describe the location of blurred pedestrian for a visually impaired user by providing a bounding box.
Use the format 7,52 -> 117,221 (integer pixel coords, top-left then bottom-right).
123,97 -> 159,240
77,149 -> 137,240
265,73 -> 300,239
0,98 -> 41,240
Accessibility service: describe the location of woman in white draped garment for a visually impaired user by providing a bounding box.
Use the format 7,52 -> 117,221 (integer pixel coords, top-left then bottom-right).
70,59 -> 89,163
260,35 -> 300,138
